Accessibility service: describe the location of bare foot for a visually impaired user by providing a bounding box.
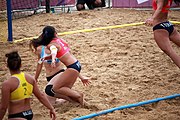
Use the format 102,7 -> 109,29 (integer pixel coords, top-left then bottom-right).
77,93 -> 85,107
52,99 -> 67,107
55,99 -> 67,105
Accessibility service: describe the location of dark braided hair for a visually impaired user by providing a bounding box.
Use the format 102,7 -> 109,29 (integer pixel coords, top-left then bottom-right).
5,51 -> 21,71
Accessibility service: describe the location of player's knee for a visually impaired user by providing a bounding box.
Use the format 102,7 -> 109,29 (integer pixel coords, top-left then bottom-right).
161,47 -> 175,57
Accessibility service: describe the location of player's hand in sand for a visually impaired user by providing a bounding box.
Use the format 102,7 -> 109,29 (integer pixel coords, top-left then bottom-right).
49,109 -> 56,120
81,76 -> 91,86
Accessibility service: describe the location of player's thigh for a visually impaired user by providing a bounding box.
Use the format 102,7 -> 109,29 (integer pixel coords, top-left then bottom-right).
170,28 -> 180,46
154,30 -> 172,52
52,69 -> 79,88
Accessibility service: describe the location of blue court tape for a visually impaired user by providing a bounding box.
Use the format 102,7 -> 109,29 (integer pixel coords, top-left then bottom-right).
72,94 -> 180,120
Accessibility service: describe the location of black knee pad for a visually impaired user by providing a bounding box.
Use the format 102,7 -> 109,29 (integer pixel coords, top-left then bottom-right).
45,85 -> 55,97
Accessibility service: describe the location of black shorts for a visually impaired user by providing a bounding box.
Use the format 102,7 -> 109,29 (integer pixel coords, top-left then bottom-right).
46,69 -> 65,82
153,21 -> 174,35
45,84 -> 55,97
67,61 -> 81,72
8,109 -> 33,120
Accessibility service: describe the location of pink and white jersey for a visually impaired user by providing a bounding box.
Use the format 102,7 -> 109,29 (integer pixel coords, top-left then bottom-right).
51,38 -> 70,58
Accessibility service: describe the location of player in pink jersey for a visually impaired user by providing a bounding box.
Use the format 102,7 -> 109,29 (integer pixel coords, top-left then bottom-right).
33,26 -> 90,106
29,39 -> 91,106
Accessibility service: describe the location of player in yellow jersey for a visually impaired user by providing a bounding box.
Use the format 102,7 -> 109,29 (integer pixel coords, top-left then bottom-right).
0,51 -> 56,120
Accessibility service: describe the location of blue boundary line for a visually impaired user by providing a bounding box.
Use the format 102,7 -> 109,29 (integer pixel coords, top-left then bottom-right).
73,94 -> 180,120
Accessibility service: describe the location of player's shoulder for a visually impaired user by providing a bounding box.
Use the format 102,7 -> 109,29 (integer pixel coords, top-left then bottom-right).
24,73 -> 35,85
36,46 -> 43,54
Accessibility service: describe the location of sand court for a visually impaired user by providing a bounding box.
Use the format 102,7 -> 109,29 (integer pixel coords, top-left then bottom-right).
0,8 -> 180,120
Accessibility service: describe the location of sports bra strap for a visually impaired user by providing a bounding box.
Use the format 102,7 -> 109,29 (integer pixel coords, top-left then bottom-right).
40,46 -> 45,58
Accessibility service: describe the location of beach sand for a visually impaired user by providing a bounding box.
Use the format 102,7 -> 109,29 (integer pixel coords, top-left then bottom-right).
0,8 -> 180,120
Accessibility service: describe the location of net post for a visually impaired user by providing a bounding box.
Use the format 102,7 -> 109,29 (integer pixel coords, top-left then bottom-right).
46,0 -> 50,13
6,0 -> 13,42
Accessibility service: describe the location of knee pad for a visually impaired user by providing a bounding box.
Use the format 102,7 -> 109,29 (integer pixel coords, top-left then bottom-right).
45,85 -> 55,97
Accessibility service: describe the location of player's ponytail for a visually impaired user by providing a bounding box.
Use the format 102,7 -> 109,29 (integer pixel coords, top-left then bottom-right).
41,26 -> 56,45
29,38 -> 41,52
